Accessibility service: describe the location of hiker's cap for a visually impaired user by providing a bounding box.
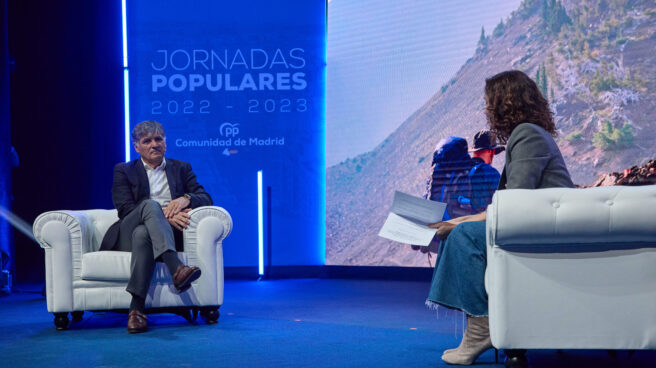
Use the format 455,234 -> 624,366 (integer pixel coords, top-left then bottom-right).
470,130 -> 505,154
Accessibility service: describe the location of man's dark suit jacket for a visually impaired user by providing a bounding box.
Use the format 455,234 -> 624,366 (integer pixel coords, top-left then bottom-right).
99,157 -> 213,252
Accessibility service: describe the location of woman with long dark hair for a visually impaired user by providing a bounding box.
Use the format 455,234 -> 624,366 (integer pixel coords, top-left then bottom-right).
427,70 -> 574,365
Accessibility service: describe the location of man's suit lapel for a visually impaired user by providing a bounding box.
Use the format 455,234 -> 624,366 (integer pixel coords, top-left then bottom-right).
165,158 -> 179,198
100,159 -> 148,252
132,159 -> 150,199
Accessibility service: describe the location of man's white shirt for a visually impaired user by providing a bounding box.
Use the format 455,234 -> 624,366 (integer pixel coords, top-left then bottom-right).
142,158 -> 172,208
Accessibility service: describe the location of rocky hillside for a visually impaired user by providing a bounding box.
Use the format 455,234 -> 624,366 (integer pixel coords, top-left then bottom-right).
326,0 -> 656,266
588,158 -> 656,186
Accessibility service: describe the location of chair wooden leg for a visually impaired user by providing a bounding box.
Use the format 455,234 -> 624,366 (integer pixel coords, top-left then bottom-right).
54,313 -> 69,330
504,349 -> 527,368
71,311 -> 84,323
199,306 -> 220,324
173,308 -> 195,324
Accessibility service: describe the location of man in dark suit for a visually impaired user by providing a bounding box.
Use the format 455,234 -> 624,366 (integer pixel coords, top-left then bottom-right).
100,120 -> 213,333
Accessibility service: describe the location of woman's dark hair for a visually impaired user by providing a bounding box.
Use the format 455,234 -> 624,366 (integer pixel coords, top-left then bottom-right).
484,70 -> 556,144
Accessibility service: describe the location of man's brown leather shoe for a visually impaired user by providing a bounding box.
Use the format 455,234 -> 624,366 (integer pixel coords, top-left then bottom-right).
172,265 -> 201,293
127,310 -> 148,334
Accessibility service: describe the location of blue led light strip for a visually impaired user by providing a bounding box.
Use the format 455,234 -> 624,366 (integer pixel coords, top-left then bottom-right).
121,0 -> 131,162
257,170 -> 264,275
123,69 -> 131,162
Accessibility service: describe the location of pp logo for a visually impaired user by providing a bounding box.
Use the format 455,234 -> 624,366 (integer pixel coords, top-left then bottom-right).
220,122 -> 240,138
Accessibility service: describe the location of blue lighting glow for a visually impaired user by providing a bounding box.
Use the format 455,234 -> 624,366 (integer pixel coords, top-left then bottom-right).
257,170 -> 264,275
319,8 -> 327,264
121,0 -> 128,67
121,0 -> 130,162
123,69 -> 131,162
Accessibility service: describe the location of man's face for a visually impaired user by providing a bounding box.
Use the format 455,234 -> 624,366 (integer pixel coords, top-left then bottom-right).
134,132 -> 166,165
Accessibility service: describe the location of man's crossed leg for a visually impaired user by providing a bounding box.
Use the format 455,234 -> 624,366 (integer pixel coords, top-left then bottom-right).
116,199 -> 201,333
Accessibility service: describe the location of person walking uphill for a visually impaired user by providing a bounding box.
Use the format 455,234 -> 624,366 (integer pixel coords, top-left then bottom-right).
463,130 -> 503,217
426,70 -> 574,365
424,131 -> 502,222
413,131 -> 502,255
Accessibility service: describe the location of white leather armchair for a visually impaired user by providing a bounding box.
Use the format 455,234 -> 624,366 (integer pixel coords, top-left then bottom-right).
485,185 -> 656,365
33,206 -> 232,330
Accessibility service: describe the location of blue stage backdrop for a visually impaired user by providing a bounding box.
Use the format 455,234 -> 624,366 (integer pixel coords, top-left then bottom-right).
127,1 -> 326,267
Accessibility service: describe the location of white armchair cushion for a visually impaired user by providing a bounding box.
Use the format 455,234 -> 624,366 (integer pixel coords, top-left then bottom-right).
80,251 -> 132,282
80,251 -> 186,283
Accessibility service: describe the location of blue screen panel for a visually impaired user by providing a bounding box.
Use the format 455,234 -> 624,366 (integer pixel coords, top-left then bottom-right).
127,1 -> 326,266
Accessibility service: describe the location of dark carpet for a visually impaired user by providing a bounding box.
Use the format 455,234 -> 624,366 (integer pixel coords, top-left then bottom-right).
0,279 -> 653,367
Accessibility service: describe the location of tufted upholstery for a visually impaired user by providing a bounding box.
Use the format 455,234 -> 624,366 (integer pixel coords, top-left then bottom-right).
33,206 -> 232,314
485,185 -> 656,350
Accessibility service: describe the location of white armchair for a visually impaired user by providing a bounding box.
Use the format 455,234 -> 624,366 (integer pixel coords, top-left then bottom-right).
485,185 -> 656,365
33,206 -> 232,330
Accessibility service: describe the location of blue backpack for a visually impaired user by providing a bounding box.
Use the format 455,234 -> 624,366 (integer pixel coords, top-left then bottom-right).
424,137 -> 482,220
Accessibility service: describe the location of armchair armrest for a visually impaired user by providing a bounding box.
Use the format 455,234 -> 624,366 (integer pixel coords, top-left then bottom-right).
488,185 -> 656,252
182,206 -> 232,306
33,211 -> 95,312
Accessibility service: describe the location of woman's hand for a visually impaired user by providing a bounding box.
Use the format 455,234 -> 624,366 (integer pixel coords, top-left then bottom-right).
410,241 -> 438,254
429,221 -> 457,240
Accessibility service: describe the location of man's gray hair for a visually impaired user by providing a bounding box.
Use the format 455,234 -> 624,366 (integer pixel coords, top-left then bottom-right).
131,120 -> 166,144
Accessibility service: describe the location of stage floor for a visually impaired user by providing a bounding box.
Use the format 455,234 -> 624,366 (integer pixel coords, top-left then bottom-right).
0,279 -> 653,367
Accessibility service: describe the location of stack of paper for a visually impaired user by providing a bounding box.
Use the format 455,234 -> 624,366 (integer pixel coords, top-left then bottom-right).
378,191 -> 446,246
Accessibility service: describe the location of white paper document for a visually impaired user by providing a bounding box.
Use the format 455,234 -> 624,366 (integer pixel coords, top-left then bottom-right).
378,191 -> 447,246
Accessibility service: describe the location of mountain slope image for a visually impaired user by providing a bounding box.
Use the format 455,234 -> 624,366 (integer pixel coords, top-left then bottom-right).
326,0 -> 656,266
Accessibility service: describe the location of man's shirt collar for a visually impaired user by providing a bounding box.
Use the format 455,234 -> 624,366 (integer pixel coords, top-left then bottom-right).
141,157 -> 166,171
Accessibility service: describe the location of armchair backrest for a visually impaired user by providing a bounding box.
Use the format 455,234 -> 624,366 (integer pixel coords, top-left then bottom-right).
83,209 -> 119,252
487,185 -> 656,252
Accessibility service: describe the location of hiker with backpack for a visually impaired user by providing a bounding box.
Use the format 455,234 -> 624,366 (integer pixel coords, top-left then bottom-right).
465,130 -> 504,215
413,131 -> 502,254
424,131 -> 501,220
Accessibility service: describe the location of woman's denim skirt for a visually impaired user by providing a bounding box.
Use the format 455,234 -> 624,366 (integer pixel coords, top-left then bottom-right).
426,221 -> 489,317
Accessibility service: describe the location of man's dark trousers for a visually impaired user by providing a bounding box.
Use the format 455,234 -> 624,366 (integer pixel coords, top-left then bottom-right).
115,199 -> 176,299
